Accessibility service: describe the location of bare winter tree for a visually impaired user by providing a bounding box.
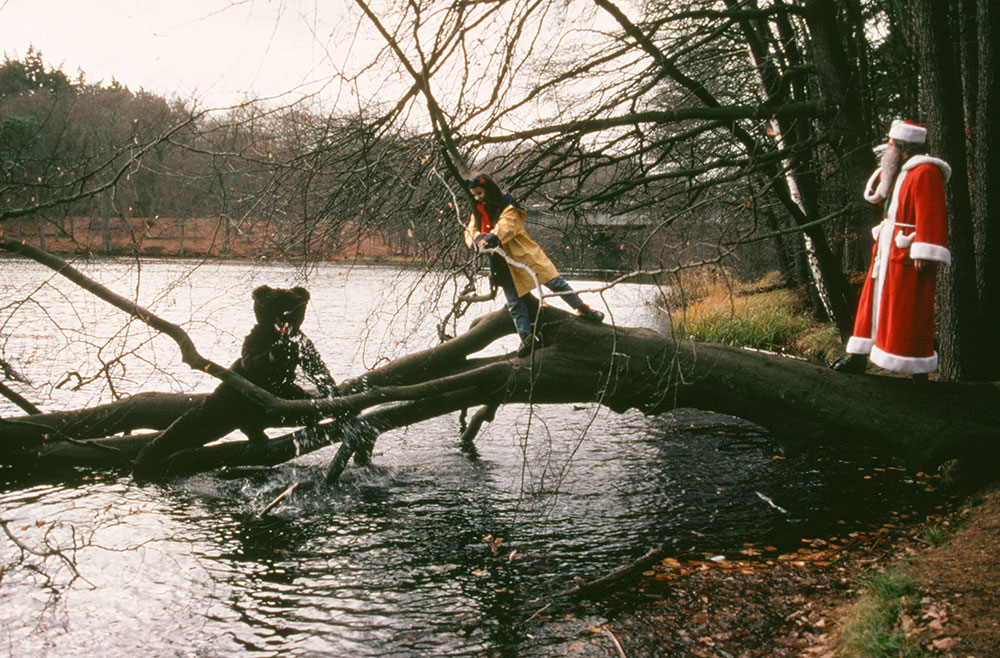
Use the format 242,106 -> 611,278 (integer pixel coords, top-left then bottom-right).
4,2 -> 1000,487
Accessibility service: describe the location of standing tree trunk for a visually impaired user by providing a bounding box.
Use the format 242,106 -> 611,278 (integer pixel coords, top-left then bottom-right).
970,0 -> 1000,379
721,0 -> 856,337
911,0 -> 981,382
804,0 -> 882,268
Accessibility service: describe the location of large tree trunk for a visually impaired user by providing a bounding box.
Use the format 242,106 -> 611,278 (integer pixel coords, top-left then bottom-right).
5,306 -> 999,482
804,0 -> 882,269
970,0 -> 1000,379
911,0 -> 1000,382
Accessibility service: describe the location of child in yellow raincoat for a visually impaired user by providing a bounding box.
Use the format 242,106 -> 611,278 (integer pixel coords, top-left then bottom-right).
464,173 -> 604,356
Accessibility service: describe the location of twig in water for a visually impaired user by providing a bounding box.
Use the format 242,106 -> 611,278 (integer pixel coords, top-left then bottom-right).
601,625 -> 627,658
259,482 -> 299,517
522,602 -> 551,626
546,545 -> 668,600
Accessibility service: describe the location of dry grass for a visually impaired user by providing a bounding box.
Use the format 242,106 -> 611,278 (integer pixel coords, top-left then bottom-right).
665,268 -> 842,362
831,568 -> 929,658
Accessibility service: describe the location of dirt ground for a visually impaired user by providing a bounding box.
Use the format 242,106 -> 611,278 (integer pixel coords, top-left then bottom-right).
908,487 -> 1000,656
558,485 -> 1000,657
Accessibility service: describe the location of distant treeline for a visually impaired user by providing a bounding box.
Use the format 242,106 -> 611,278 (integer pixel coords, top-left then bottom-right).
0,48 -> 682,273
0,48 -> 474,263
2,214 -> 413,261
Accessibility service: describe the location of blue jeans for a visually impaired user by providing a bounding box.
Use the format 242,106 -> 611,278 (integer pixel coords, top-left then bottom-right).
497,267 -> 587,337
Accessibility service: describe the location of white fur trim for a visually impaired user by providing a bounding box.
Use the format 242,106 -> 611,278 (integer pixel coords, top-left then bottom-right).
889,120 -> 927,144
910,242 -> 951,264
863,167 -> 887,204
870,346 -> 937,374
870,224 -> 881,240
902,155 -> 951,183
894,231 -> 915,249
845,336 -> 874,355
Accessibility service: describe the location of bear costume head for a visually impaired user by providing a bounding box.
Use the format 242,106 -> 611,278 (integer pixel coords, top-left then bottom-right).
252,285 -> 310,334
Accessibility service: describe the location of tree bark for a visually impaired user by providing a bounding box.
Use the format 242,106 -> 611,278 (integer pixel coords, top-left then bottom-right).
5,306 -> 999,481
910,1 -> 980,381
970,0 -> 1000,379
803,0 -> 881,268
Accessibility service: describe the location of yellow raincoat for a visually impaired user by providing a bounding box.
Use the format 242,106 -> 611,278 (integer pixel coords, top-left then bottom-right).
466,203 -> 559,298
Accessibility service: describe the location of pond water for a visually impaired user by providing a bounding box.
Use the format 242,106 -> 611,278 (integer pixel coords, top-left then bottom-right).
0,257 -> 945,656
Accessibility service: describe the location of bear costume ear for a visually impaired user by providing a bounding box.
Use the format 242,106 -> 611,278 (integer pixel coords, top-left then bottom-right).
252,285 -> 276,325
251,285 -> 311,328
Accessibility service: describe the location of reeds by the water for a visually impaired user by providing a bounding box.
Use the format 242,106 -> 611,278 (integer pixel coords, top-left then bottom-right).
664,269 -> 841,361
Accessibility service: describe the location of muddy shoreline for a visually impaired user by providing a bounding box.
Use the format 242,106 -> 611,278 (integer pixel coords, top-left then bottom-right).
531,485 -> 999,657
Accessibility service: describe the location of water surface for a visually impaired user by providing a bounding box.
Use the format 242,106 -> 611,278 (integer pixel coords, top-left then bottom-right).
0,257 -> 943,656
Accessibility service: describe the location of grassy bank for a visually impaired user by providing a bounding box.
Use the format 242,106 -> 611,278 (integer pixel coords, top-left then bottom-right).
831,568 -> 929,657
664,269 -> 843,364
654,271 -> 998,656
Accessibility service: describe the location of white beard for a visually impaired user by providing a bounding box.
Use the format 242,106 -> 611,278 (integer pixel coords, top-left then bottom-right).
865,145 -> 902,205
879,145 -> 902,186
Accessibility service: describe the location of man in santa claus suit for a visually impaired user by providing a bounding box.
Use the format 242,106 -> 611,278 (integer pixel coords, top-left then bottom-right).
832,119 -> 951,378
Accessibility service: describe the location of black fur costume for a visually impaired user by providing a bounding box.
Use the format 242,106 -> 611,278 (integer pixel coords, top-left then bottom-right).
133,285 -> 337,478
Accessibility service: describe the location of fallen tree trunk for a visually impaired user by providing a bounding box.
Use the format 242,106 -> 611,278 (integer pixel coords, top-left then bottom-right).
4,304 -> 1000,481
322,306 -> 1000,480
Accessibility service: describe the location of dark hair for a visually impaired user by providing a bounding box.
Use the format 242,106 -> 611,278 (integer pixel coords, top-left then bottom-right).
893,139 -> 928,156
465,172 -> 504,215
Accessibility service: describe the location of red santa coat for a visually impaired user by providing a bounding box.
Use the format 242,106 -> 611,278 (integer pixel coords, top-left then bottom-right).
845,155 -> 951,374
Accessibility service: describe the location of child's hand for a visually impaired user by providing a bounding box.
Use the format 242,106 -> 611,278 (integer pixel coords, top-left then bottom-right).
474,233 -> 500,250
914,259 -> 937,276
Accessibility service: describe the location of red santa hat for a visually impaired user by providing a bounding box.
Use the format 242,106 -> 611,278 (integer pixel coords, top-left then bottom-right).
888,119 -> 927,144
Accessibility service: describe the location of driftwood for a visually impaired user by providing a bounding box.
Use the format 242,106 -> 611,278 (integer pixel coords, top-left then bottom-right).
543,545 -> 672,601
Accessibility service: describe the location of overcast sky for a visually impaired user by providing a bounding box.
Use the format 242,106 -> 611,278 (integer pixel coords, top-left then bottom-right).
0,0 -> 376,108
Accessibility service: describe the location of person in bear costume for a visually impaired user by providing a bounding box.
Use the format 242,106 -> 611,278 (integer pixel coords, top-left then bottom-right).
133,285 -> 338,479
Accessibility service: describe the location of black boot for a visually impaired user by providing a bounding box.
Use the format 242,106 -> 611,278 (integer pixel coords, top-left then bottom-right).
830,353 -> 867,374
577,305 -> 605,323
517,333 -> 541,357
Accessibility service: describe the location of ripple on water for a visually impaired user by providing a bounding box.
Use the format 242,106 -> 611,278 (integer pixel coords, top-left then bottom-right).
0,260 -> 948,656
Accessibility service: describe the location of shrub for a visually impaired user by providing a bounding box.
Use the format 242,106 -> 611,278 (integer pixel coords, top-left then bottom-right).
832,568 -> 928,658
